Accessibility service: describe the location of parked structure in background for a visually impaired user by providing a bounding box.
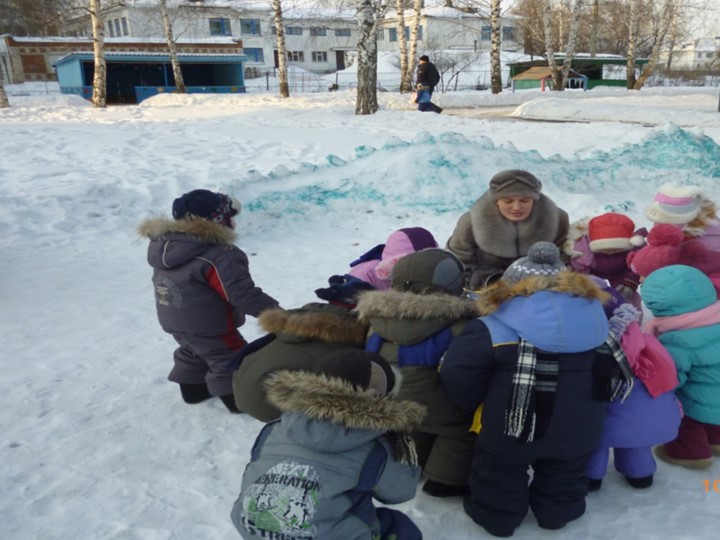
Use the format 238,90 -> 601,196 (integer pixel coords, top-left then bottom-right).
664,37 -> 720,70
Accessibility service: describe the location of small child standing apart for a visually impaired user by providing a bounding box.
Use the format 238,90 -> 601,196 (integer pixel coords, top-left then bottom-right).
642,265 -> 720,469
139,189 -> 279,413
231,350 -> 425,540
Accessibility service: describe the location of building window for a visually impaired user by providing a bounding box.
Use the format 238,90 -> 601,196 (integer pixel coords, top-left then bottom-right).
481,26 -> 491,41
286,27 -> 303,36
335,28 -> 351,37
209,18 -> 232,36
311,51 -> 327,62
288,51 -> 304,62
377,28 -> 384,40
310,27 -> 327,37
403,25 -> 423,40
240,18 -> 261,35
121,17 -> 129,36
502,26 -> 516,42
107,20 -> 115,37
244,48 -> 264,63
389,28 -> 397,42
114,19 -> 121,37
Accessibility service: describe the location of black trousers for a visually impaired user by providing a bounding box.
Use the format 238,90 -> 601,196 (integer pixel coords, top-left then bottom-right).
465,445 -> 591,534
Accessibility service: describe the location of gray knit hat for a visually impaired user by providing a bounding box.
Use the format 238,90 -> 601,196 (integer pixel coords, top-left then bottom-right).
313,349 -> 397,396
502,241 -> 565,284
391,248 -> 465,296
488,170 -> 542,201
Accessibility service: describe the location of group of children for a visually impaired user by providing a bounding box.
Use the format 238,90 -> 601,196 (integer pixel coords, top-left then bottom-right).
139,182 -> 720,539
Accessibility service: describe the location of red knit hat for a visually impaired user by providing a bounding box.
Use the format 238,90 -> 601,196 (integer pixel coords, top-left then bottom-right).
626,224 -> 683,277
587,213 -> 645,252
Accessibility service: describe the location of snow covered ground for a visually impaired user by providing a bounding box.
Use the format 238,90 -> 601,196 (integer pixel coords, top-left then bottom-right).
1,84 -> 720,539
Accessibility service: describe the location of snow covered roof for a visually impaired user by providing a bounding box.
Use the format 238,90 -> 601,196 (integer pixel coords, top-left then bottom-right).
10,36 -> 238,45
54,51 -> 246,66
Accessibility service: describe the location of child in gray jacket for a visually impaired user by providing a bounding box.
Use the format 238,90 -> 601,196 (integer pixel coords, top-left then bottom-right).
231,349 -> 425,540
139,189 -> 279,412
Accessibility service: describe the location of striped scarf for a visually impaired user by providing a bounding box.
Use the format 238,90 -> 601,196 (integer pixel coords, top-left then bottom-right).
594,335 -> 635,403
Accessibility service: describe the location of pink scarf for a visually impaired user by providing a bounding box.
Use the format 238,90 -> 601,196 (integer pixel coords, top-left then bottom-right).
643,301 -> 720,336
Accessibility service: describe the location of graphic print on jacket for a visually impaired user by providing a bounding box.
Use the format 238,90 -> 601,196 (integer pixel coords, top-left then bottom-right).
240,460 -> 320,539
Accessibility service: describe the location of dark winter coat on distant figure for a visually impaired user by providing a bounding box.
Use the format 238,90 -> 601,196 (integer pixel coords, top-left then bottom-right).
139,216 -> 279,396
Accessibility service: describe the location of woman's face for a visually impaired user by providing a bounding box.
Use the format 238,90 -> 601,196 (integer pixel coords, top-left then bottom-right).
496,196 -> 535,221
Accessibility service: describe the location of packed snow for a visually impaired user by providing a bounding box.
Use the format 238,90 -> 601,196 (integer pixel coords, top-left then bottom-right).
1,82 -> 720,539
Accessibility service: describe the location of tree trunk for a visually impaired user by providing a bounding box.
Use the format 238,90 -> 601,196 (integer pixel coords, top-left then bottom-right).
634,0 -> 674,90
396,0 -> 410,93
273,0 -> 290,98
405,0 -> 422,92
355,0 -> 381,115
590,0 -> 599,57
542,0 -> 560,90
490,0 -> 502,94
559,0 -> 584,87
0,77 -> 9,108
89,0 -> 106,107
626,0 -> 638,89
159,0 -> 185,93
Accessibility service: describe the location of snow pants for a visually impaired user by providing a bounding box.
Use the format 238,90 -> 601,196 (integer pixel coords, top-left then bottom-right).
465,446 -> 591,536
586,446 -> 657,480
377,507 -> 423,540
168,332 -> 246,396
413,430 -> 475,486
663,415 -> 720,460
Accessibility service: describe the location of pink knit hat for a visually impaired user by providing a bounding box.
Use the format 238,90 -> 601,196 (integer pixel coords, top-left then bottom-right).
587,213 -> 645,252
626,224 -> 683,277
644,183 -> 702,225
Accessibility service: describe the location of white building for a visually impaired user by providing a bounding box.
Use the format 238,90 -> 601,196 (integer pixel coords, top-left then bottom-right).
665,37 -> 720,70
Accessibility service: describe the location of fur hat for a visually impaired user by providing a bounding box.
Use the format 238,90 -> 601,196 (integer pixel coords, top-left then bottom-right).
488,169 -> 542,201
502,241 -> 565,284
391,248 -> 465,296
172,189 -> 240,228
645,183 -> 702,225
313,349 -> 398,397
419,55 -> 429,62
587,213 -> 645,252
626,224 -> 683,278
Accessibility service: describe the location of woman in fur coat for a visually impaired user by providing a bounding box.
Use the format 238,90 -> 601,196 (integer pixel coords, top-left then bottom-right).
231,350 -> 425,540
355,248 -> 479,498
440,242 -> 619,537
446,170 -> 569,290
232,302 -> 369,422
138,189 -> 279,413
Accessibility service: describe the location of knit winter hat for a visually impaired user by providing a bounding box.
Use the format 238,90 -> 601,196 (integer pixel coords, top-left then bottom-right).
419,55 -> 429,61
172,189 -> 240,228
626,224 -> 683,278
488,169 -> 542,201
502,241 -> 565,284
391,248 -> 465,296
375,227 -> 440,280
645,183 -> 702,225
587,212 -> 645,252
313,349 -> 397,396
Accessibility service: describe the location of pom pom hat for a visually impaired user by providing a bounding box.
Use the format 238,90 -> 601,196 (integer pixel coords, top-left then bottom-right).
488,170 -> 542,201
645,183 -> 702,225
172,189 -> 240,228
502,241 -> 565,284
626,224 -> 684,278
587,213 -> 645,252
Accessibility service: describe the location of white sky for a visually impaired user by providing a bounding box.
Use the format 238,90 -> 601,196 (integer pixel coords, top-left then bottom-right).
1,81 -> 720,539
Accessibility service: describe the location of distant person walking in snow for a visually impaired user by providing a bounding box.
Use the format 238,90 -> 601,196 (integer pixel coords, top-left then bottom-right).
415,55 -> 442,113
138,189 -> 280,413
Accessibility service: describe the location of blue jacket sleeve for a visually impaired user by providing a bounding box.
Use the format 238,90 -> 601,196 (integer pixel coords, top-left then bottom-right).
439,318 -> 496,412
372,439 -> 420,504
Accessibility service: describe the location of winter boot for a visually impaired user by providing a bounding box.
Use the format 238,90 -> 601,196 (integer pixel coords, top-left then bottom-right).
654,445 -> 712,470
625,475 -> 653,489
180,383 -> 212,404
587,478 -> 603,492
220,394 -> 242,414
422,479 -> 469,498
711,444 -> 720,457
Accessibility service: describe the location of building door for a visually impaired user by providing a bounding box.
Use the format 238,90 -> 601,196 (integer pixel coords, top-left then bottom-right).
335,51 -> 345,71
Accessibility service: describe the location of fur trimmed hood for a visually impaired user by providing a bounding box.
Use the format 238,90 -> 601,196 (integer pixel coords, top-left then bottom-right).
474,270 -> 609,315
354,290 -> 480,345
259,304 -> 369,345
138,216 -> 236,246
469,191 -> 568,259
266,370 -> 426,432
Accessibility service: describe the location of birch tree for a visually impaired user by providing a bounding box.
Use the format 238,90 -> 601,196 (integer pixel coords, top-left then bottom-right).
633,0 -> 674,89
405,0 -> 422,92
272,0 -> 290,98
625,0 -> 638,89
543,0 -> 584,91
0,77 -> 9,108
490,0 -> 502,94
89,0 -> 106,107
396,0 -> 411,92
354,0 -> 387,115
158,0 -> 185,93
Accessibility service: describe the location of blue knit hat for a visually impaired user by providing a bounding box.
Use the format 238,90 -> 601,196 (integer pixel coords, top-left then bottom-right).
172,189 -> 240,227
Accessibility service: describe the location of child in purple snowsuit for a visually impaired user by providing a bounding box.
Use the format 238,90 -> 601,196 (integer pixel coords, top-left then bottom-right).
586,285 -> 682,490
